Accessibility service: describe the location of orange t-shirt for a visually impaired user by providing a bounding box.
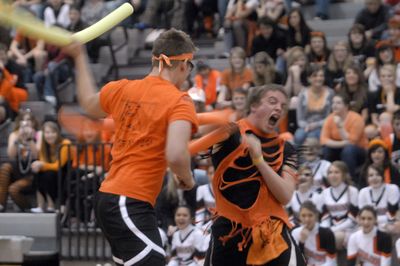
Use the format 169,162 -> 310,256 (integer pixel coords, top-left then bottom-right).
194,69 -> 221,106
320,111 -> 367,148
14,31 -> 38,51
99,75 -> 198,206
220,68 -> 253,91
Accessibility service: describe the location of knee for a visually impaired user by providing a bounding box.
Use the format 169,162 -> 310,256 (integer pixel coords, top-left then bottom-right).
0,163 -> 12,179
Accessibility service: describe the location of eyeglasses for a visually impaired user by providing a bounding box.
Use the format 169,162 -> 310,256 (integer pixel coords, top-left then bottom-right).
186,60 -> 194,72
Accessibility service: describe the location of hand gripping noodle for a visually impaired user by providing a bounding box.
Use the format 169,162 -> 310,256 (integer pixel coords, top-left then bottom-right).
189,123 -> 238,155
0,2 -> 134,46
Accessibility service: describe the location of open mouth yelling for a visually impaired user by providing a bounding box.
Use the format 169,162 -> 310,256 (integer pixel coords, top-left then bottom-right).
268,114 -> 280,127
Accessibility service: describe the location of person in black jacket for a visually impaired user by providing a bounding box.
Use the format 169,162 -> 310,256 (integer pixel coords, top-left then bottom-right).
251,16 -> 286,61
354,0 -> 391,40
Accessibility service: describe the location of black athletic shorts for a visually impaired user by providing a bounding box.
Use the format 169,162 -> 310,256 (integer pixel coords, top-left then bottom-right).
204,216 -> 306,266
94,191 -> 166,266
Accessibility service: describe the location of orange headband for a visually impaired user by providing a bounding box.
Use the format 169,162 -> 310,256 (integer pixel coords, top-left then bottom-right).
152,53 -> 194,73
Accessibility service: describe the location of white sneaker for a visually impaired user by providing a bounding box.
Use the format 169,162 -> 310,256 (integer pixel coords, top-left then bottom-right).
44,95 -> 57,106
31,207 -> 44,213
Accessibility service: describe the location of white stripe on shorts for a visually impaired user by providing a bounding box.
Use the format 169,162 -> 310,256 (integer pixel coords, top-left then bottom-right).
118,196 -> 166,265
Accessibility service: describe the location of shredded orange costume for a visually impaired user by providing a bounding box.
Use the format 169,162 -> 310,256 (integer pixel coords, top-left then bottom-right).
191,119 -> 296,265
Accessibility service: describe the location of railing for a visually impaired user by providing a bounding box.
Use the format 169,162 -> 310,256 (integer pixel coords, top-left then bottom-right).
56,142 -> 112,260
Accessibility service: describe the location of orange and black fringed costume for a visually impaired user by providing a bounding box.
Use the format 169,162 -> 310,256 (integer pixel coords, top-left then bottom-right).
204,119 -> 306,266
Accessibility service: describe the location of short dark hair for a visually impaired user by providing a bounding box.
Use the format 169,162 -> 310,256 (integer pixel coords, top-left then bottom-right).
152,28 -> 196,69
358,205 -> 377,219
246,84 -> 287,115
334,93 -> 351,107
258,16 -> 275,28
300,200 -> 319,216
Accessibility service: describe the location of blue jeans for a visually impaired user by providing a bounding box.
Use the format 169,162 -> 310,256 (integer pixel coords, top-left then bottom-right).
322,145 -> 366,180
294,127 -> 321,146
315,0 -> 330,18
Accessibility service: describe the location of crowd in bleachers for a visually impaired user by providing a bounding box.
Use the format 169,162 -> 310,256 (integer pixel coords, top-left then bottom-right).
3,0 -> 400,264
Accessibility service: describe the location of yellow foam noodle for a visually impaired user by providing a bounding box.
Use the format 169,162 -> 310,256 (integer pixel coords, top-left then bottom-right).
0,2 -> 134,46
0,2 -> 72,46
72,3 -> 134,43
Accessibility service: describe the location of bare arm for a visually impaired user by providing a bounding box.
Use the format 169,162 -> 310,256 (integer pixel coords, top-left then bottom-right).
63,43 -> 106,119
244,134 -> 295,205
166,120 -> 195,190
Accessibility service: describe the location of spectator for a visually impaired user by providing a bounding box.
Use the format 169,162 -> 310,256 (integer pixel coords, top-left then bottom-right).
80,0 -> 110,63
347,206 -> 392,266
336,64 -> 368,121
256,0 -> 286,23
385,110 -> 400,169
325,41 -> 353,90
194,60 -> 221,108
155,172 -> 196,234
301,137 -> 331,191
295,64 -> 333,146
387,16 -> 400,62
307,31 -> 330,67
223,0 -> 259,54
8,31 -> 47,80
291,201 -> 336,265
286,165 -> 321,226
0,109 -> 40,211
30,120 -> 71,213
195,166 -> 215,230
284,46 -> 308,133
12,0 -> 44,18
286,8 -> 312,49
251,51 -> 283,86
319,161 -> 359,250
368,64 -> 400,136
358,139 -> 400,188
358,164 -> 399,231
168,205 -> 207,266
251,16 -> 286,62
217,47 -> 253,108
0,43 -> 27,89
354,0 -> 390,40
33,43 -> 73,107
0,61 -> 28,119
366,41 -> 400,93
67,5 -> 86,33
43,0 -> 70,28
320,94 -> 367,179
347,24 -> 376,69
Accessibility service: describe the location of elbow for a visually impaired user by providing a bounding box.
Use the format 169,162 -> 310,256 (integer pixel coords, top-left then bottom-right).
166,149 -> 189,168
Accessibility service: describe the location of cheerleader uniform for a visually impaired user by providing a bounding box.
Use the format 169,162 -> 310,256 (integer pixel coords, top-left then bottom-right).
358,183 -> 399,229
168,224 -> 207,266
291,224 -> 336,266
347,226 -> 392,266
287,189 -> 321,226
195,183 -> 215,230
319,183 -> 359,232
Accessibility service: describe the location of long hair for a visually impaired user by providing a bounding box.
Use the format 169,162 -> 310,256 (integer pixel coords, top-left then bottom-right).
287,8 -> 311,47
329,161 -> 353,185
40,121 -> 63,163
327,41 -> 353,73
252,51 -> 276,86
339,63 -> 367,113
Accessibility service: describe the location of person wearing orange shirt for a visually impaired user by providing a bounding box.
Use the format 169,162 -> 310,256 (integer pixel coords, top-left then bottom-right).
0,64 -> 28,118
217,47 -> 253,108
64,29 -> 198,266
320,93 -> 367,180
194,60 -> 221,109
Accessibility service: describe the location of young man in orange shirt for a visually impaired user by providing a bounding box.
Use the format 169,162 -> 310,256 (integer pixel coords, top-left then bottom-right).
65,29 -> 198,266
